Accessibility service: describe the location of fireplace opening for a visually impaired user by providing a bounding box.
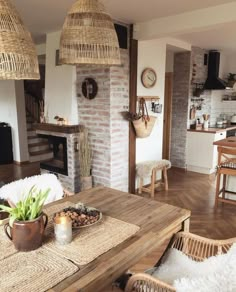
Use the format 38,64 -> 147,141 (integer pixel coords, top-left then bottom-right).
39,134 -> 68,176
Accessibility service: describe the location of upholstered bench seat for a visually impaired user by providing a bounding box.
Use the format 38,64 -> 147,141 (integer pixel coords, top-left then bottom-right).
136,160 -> 171,198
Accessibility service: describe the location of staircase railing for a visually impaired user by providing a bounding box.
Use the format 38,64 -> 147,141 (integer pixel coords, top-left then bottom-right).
25,93 -> 43,123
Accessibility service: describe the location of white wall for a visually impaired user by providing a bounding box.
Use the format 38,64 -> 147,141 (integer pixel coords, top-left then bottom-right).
136,38 -> 191,186
0,80 -> 28,162
36,43 -> 46,56
136,39 -> 166,166
44,31 -> 78,124
221,52 -> 236,79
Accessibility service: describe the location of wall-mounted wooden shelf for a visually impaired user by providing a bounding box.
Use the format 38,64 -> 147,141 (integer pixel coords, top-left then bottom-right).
137,96 -> 160,101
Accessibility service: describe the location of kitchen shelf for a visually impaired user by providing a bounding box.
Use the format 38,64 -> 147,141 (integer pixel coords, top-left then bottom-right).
191,98 -> 204,102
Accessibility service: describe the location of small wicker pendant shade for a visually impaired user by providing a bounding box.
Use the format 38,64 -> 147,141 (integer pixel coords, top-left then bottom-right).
0,0 -> 39,80
59,0 -> 120,66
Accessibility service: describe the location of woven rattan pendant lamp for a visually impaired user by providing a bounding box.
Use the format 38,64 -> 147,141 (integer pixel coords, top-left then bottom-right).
0,0 -> 39,80
59,0 -> 120,66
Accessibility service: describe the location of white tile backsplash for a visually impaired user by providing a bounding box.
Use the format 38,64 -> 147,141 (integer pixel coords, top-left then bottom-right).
210,90 -> 236,125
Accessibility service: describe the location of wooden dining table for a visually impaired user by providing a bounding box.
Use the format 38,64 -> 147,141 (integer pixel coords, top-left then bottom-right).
47,186 -> 190,292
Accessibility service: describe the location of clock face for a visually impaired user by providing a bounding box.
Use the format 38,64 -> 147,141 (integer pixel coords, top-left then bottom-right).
141,68 -> 157,88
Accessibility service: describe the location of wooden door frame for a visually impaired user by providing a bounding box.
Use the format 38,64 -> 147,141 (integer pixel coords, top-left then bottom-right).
129,25 -> 138,194
162,72 -> 173,160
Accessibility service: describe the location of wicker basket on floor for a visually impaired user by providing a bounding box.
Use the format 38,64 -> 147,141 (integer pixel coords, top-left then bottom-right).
125,232 -> 236,292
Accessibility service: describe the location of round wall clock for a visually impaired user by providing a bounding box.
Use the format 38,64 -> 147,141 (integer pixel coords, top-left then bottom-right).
141,68 -> 157,88
82,78 -> 98,99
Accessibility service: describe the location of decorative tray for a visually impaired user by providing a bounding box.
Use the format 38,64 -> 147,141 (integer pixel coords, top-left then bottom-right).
53,203 -> 102,228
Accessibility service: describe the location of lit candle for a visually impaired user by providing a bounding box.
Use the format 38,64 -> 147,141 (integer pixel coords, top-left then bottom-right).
54,216 -> 72,245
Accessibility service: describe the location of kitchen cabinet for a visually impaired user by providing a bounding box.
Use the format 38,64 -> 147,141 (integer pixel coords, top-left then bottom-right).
186,131 -> 226,174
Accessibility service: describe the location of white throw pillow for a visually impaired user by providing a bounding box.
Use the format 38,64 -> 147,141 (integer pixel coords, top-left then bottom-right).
150,244 -> 236,292
0,174 -> 64,205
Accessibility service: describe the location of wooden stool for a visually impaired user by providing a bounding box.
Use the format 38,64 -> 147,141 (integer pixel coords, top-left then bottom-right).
215,146 -> 236,208
136,160 -> 171,198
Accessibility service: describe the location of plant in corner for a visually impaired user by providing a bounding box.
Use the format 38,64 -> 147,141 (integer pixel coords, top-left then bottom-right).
0,186 -> 50,252
227,73 -> 236,88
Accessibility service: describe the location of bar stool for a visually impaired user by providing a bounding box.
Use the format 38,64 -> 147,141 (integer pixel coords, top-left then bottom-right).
136,160 -> 171,198
215,146 -> 236,208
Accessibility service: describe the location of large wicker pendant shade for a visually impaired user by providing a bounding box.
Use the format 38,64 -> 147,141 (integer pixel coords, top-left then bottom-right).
0,0 -> 39,80
59,0 -> 120,66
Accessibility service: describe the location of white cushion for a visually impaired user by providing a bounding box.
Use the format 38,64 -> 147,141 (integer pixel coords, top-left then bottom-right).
149,244 -> 236,292
0,174 -> 63,205
136,160 -> 171,178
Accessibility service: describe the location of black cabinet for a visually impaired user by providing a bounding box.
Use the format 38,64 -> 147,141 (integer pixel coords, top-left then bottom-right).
0,126 -> 13,164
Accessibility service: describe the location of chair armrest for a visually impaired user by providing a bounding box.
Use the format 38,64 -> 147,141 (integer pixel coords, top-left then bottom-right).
125,273 -> 175,292
172,232 -> 236,260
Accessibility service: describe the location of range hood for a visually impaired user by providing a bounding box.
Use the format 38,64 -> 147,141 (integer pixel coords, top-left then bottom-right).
204,51 -> 226,90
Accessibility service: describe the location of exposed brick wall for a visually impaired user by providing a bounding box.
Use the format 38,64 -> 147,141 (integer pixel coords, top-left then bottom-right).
191,47 -> 208,84
110,51 -> 129,191
170,52 -> 191,168
76,49 -> 129,191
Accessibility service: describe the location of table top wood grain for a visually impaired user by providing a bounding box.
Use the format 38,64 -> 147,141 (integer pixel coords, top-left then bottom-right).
48,186 -> 191,292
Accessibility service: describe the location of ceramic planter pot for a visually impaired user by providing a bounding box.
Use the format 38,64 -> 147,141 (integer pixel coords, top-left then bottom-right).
4,212 -> 48,252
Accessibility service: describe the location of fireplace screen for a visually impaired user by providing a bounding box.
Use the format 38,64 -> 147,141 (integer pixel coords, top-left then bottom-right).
39,134 -> 68,176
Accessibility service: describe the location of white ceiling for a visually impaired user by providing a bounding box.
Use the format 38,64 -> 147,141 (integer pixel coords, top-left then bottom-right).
11,0 -> 236,51
177,22 -> 236,54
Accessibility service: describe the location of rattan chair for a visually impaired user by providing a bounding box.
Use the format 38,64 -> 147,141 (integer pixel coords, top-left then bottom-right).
125,232 -> 236,292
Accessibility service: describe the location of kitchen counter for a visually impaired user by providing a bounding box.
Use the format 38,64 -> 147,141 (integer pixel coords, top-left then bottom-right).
186,131 -> 226,174
187,124 -> 236,134
213,136 -> 236,147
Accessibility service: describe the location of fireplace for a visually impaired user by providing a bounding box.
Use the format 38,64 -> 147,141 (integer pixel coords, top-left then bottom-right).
34,123 -> 83,193
39,134 -> 68,176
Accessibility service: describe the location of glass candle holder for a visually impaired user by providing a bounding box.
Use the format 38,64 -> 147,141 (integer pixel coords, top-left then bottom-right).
54,216 -> 72,245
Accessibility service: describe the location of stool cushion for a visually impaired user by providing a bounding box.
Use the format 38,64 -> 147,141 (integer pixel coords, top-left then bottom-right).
136,160 -> 171,178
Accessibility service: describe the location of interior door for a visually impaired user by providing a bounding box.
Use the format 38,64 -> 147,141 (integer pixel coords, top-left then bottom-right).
162,72 -> 173,160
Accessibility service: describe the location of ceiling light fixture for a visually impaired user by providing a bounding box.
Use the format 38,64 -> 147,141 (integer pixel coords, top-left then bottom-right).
0,0 -> 39,80
59,0 -> 120,66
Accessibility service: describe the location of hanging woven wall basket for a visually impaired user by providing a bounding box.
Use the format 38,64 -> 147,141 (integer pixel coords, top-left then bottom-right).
59,0 -> 120,66
132,98 -> 157,138
0,0 -> 39,80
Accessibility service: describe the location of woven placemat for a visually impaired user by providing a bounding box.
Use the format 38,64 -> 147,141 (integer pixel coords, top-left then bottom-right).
0,226 -> 17,260
0,248 -> 78,292
45,216 -> 140,265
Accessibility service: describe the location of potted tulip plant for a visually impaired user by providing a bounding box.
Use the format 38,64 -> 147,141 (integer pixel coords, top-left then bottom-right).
0,186 -> 50,252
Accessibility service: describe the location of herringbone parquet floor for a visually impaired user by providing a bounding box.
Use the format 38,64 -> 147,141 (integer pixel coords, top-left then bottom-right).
131,167 -> 236,274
